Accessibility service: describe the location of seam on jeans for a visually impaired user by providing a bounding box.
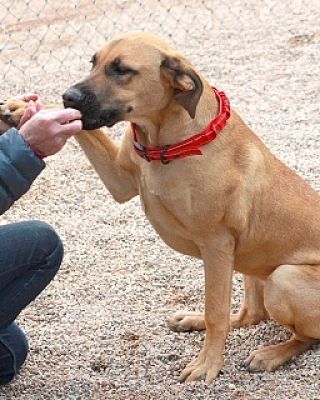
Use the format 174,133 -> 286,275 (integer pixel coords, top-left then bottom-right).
0,239 -> 62,329
0,224 -> 63,275
0,261 -> 42,278
0,261 -> 46,325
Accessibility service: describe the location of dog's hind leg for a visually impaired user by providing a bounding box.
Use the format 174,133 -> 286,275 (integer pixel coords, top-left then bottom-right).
231,275 -> 269,328
245,264 -> 320,372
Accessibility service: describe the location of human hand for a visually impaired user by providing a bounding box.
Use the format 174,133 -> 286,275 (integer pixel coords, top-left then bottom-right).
0,93 -> 41,134
18,98 -> 43,128
19,108 -> 82,158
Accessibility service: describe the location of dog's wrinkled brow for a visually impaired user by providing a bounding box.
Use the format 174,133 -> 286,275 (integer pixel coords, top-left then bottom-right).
106,57 -> 138,77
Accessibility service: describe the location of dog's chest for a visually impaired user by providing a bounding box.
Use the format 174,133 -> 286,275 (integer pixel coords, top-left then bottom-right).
140,189 -> 201,257
139,170 -> 192,235
138,166 -> 203,256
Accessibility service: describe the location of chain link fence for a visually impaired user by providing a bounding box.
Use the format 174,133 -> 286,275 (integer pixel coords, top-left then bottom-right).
1,1 -> 318,83
1,0 -> 225,82
0,0 -> 319,184
0,0 -> 320,187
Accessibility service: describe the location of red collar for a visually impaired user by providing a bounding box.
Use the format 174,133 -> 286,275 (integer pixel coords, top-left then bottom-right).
132,87 -> 230,164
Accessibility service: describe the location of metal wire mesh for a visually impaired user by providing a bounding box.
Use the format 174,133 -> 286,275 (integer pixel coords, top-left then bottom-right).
1,1 -> 318,84
0,1 -> 318,106
1,0 -> 218,81
1,1 -> 319,188
0,1 -> 318,135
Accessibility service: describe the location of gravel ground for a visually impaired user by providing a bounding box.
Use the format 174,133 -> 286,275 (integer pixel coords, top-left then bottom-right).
0,1 -> 319,399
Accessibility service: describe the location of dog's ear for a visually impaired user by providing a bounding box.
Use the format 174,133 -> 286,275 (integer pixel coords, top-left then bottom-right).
160,56 -> 203,119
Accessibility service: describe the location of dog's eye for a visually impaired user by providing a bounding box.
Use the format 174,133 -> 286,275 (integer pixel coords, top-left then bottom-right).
106,58 -> 137,77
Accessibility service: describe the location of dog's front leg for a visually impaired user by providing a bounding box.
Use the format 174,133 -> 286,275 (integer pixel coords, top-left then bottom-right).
75,130 -> 138,203
180,232 -> 235,383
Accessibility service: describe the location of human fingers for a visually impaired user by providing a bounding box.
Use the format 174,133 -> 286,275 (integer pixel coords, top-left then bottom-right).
18,108 -> 32,129
35,99 -> 43,111
44,108 -> 82,124
18,93 -> 39,102
60,119 -> 83,136
18,100 -> 38,128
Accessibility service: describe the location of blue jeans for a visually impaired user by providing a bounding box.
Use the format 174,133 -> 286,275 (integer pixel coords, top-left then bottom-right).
0,220 -> 63,384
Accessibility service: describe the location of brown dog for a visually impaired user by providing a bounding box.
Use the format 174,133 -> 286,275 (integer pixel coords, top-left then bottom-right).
1,32 -> 319,383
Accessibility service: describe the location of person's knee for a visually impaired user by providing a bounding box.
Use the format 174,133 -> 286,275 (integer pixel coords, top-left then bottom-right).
29,220 -> 64,274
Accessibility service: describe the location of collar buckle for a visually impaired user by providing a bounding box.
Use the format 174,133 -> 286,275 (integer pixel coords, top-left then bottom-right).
160,145 -> 170,165
133,141 -> 150,162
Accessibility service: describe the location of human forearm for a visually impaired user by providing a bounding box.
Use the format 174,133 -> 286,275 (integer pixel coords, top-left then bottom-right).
0,129 -> 45,215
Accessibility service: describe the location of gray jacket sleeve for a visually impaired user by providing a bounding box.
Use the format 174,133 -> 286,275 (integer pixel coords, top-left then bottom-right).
0,128 -> 45,215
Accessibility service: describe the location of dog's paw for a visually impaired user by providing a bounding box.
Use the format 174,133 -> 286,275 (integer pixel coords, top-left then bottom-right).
0,99 -> 29,127
244,346 -> 282,372
167,311 -> 205,332
180,353 -> 223,383
243,338 -> 311,373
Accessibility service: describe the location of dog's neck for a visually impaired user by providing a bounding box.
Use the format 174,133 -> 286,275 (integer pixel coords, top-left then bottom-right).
132,82 -> 220,147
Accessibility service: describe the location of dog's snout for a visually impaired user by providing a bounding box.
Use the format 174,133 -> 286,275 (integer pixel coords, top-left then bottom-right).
63,87 -> 85,108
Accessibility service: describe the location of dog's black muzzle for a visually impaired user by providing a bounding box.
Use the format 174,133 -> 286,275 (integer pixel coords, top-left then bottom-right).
63,85 -> 122,130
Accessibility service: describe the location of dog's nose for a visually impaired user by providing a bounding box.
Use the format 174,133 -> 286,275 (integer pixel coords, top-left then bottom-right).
62,87 -> 85,108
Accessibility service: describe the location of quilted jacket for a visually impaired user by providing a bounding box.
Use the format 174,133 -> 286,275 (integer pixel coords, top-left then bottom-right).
0,128 -> 45,215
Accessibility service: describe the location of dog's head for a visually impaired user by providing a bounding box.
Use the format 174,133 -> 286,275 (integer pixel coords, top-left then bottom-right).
63,32 -> 203,130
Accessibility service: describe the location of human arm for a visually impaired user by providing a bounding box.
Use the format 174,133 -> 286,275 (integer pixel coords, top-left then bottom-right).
0,128 -> 45,214
0,104 -> 82,214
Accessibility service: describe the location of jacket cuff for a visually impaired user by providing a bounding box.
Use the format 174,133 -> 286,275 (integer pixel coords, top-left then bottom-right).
0,128 -> 45,181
